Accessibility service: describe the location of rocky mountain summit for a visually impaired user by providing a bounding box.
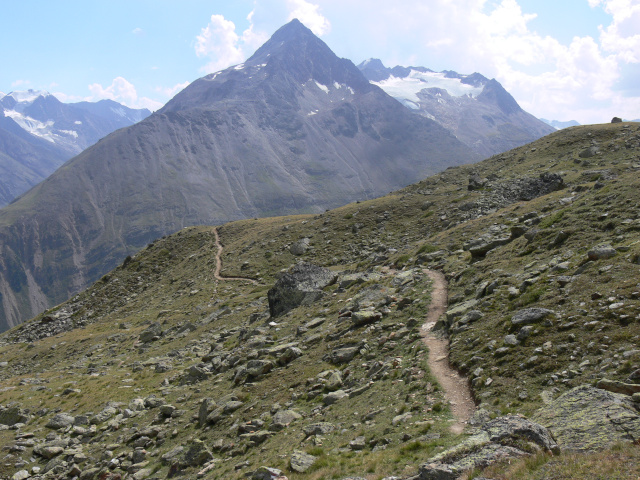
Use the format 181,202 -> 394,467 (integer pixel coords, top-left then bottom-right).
0,20 -> 477,332
358,59 -> 555,158
0,91 -> 150,206
0,121 -> 639,479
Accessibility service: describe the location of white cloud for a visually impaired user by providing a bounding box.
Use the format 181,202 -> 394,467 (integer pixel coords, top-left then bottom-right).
195,10 -> 269,74
87,77 -> 163,111
132,27 -> 145,36
195,15 -> 245,73
286,0 -> 331,36
304,0 -> 639,123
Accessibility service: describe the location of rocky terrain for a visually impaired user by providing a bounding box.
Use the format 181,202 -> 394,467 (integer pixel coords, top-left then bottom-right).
0,20 -> 477,332
0,121 -> 639,479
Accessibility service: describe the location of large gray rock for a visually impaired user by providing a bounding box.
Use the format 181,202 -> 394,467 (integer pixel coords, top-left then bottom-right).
587,244 -> 617,260
0,406 -> 30,426
418,415 -> 556,479
179,440 -> 214,467
270,409 -> 302,431
268,262 -> 337,317
533,384 -> 640,451
46,413 -> 75,430
511,308 -> 554,326
252,466 -> 283,480
139,322 -> 163,342
290,450 -> 317,472
303,422 -> 336,436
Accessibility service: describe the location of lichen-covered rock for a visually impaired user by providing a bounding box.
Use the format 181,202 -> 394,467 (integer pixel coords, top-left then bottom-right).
511,308 -> 554,326
533,384 -> 640,451
290,450 -> 317,472
139,322 -> 163,342
270,409 -> 302,431
418,415 -> 556,479
268,263 -> 337,317
587,244 -> 617,260
46,413 -> 75,430
303,422 -> 336,436
0,406 -> 30,426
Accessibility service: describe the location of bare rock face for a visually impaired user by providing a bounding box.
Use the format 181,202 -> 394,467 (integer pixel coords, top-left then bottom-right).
267,263 -> 337,317
532,385 -> 640,451
418,415 -> 557,479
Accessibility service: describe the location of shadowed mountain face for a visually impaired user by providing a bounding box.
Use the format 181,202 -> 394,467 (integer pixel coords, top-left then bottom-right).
0,20 -> 478,331
0,92 -> 150,206
358,59 -> 555,158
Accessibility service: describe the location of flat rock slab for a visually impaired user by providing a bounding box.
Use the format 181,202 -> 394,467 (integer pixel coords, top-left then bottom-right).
533,384 -> 640,451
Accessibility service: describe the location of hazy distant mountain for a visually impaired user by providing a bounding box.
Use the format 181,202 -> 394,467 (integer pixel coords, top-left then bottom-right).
0,91 -> 150,205
0,19 -> 477,331
540,118 -> 581,130
358,59 -> 555,158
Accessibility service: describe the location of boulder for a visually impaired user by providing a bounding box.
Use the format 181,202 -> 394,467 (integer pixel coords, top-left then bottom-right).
579,146 -> 600,158
303,422 -> 336,436
270,410 -> 302,431
351,310 -> 382,326
0,406 -> 30,426
328,345 -> 360,364
587,244 -> 617,260
418,415 -> 556,479
179,440 -> 214,467
46,413 -> 75,430
596,378 -> 640,395
323,389 -> 348,405
290,450 -> 317,472
511,308 -> 554,326
268,263 -> 337,317
252,466 -> 284,480
289,238 -> 310,256
139,322 -> 163,342
533,385 -> 640,451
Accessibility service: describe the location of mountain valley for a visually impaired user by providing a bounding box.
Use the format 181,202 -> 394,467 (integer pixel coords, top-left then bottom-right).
0,121 -> 638,479
0,20 -> 480,331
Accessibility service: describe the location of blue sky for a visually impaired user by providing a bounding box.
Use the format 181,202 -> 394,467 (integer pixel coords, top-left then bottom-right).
1,0 -> 638,123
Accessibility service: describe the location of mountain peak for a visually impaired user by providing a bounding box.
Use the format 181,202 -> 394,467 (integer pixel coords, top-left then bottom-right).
247,18 -> 331,66
7,89 -> 51,104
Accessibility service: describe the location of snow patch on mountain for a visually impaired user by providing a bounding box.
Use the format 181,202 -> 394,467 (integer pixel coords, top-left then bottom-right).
315,81 -> 329,93
373,71 -> 484,106
4,110 -> 57,143
7,90 -> 50,105
110,107 -> 127,118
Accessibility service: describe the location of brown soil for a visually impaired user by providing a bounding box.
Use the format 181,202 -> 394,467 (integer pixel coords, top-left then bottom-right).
421,269 -> 476,434
212,227 -> 260,285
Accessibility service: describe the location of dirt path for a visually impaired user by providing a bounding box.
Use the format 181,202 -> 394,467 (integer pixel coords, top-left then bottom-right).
421,269 -> 475,434
212,227 -> 260,285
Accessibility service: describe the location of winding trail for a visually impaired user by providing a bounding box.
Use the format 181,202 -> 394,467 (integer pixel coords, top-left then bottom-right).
421,269 -> 475,434
212,227 -> 260,285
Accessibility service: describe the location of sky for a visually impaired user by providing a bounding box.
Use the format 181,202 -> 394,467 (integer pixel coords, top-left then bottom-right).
1,0 -> 639,124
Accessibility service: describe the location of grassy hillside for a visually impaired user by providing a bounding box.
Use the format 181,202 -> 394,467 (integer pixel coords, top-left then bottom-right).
0,122 -> 638,479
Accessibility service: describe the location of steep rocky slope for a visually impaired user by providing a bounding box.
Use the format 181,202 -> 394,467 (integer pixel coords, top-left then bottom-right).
358,59 -> 555,158
0,20 -> 477,331
0,122 -> 639,479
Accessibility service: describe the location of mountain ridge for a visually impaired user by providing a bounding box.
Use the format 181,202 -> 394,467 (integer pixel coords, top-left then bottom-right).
0,19 -> 478,331
0,91 -> 151,206
358,58 -> 555,158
